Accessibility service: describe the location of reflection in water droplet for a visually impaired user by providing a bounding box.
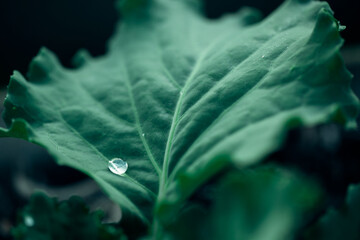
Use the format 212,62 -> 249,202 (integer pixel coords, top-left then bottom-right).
142,133 -> 145,137
180,91 -> 184,96
108,158 -> 128,175
24,215 -> 34,227
261,55 -> 265,58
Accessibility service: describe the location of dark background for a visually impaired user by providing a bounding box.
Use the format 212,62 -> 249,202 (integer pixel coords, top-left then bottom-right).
0,0 -> 359,239
0,0 -> 359,88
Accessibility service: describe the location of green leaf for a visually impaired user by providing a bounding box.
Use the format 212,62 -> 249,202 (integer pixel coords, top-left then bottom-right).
211,167 -> 321,240
164,166 -> 322,240
304,184 -> 360,240
12,193 -> 126,240
1,0 -> 358,230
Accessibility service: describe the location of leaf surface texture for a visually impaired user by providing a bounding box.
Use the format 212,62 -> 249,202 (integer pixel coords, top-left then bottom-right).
0,0 -> 358,225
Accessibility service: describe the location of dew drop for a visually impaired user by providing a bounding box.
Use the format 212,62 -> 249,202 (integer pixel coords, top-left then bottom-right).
142,133 -> 145,137
24,215 -> 34,227
180,91 -> 184,96
108,158 -> 128,175
261,55 -> 265,58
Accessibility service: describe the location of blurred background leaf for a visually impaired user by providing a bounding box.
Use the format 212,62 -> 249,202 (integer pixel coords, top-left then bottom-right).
165,166 -> 323,240
12,192 -> 126,240
304,184 -> 360,240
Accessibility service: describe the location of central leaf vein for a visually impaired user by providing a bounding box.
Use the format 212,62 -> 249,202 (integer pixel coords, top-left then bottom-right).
122,59 -> 162,177
160,34 -> 229,193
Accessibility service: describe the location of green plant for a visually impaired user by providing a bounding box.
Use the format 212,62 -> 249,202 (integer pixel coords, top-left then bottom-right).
12,193 -> 126,240
1,0 -> 360,239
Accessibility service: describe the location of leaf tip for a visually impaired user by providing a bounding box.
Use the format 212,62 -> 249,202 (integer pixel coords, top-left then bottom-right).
289,0 -> 313,4
8,70 -> 28,90
72,49 -> 93,68
116,0 -> 149,16
28,47 -> 62,82
0,118 -> 31,139
236,7 -> 263,25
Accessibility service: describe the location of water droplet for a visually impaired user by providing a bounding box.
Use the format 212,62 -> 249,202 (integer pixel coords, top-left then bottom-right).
337,21 -> 346,31
24,215 -> 34,227
108,158 -> 128,175
261,55 -> 265,58
180,91 -> 184,96
142,133 -> 145,137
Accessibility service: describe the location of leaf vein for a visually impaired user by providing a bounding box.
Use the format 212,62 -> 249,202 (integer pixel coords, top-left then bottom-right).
78,82 -> 135,127
59,117 -> 157,197
121,58 -> 162,177
160,33 -> 230,193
